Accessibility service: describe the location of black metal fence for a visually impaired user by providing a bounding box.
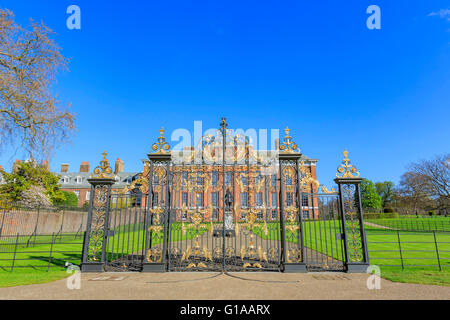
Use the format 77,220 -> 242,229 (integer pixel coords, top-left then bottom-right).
0,205 -> 88,271
366,230 -> 450,270
365,217 -> 450,233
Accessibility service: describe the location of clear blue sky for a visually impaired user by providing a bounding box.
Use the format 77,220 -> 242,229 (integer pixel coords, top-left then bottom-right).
1,0 -> 449,188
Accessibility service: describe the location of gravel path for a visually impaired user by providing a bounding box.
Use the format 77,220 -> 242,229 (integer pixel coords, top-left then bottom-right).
0,272 -> 449,300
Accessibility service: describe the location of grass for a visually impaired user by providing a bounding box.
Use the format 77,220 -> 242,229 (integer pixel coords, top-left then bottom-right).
366,216 -> 450,232
379,267 -> 450,287
1,218 -> 449,288
0,268 -> 70,288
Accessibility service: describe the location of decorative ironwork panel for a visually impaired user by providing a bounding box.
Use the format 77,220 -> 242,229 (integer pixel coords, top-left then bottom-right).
86,184 -> 109,262
341,183 -> 364,262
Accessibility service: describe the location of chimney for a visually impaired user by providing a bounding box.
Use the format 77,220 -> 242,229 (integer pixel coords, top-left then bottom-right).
12,160 -> 21,173
42,160 -> 50,171
80,161 -> 90,173
115,158 -> 124,174
274,138 -> 280,150
61,163 -> 69,173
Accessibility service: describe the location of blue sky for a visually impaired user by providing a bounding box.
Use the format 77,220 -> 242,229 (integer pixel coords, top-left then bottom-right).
1,0 -> 449,187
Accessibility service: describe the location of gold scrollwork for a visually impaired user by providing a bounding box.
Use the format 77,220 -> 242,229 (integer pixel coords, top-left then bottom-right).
151,127 -> 171,154
336,149 -> 360,178
321,185 -> 337,194
279,127 -> 300,154
91,151 -> 114,179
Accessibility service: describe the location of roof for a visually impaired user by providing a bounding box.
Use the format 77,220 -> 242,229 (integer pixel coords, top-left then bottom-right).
55,171 -> 139,189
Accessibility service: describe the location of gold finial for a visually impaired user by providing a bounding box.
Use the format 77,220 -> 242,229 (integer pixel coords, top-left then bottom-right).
336,149 -> 360,178
279,126 -> 300,154
151,127 -> 171,154
91,151 -> 114,179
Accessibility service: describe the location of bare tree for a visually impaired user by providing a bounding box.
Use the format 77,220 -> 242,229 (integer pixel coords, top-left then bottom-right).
396,171 -> 433,214
0,8 -> 75,161
409,154 -> 450,212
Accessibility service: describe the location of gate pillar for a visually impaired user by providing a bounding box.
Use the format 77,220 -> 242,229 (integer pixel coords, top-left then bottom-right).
279,127 -> 307,273
81,152 -> 115,272
142,128 -> 171,272
334,150 -> 370,273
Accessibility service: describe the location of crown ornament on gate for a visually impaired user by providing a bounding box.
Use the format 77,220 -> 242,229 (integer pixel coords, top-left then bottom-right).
336,149 -> 360,178
151,127 -> 171,154
279,127 -> 300,154
91,151 -> 114,179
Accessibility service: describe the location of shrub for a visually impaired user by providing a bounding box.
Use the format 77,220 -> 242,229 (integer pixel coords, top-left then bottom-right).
384,207 -> 395,213
57,191 -> 79,207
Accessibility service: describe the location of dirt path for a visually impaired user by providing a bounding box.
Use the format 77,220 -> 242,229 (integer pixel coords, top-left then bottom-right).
364,221 -> 394,230
0,272 -> 449,300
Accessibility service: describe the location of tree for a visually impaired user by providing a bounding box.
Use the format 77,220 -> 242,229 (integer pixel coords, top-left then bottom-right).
0,8 -> 75,161
375,181 -> 395,208
57,190 -> 78,207
409,154 -> 449,212
396,171 -> 433,214
360,178 -> 383,209
17,184 -> 51,208
0,160 -> 65,205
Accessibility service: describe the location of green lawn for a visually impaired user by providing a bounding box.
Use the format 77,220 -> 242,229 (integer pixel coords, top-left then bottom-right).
1,219 -> 449,288
0,268 -> 70,288
366,216 -> 450,232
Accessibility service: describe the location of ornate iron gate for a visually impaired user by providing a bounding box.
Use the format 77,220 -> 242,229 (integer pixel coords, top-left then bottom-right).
81,119 -> 369,273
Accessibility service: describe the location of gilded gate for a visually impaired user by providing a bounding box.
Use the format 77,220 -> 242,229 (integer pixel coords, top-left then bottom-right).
81,119 -> 370,273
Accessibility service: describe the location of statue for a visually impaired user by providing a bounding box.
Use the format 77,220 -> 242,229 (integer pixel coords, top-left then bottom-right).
225,189 -> 233,209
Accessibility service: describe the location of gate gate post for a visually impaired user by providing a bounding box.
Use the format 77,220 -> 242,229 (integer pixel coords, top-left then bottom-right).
81,152 -> 115,272
334,150 -> 369,273
142,128 -> 171,272
279,127 -> 307,272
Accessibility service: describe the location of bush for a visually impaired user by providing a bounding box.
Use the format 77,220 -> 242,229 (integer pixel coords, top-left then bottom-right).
428,210 -> 435,216
57,191 -> 79,207
384,207 -> 395,213
363,212 -> 399,219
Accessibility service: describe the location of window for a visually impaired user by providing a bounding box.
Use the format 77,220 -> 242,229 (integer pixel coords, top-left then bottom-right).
153,174 -> 159,185
197,176 -> 203,186
226,172 -> 232,186
240,192 -> 248,208
272,210 -> 278,220
182,192 -> 188,206
74,190 -> 80,199
271,192 -> 278,208
286,192 -> 293,206
182,172 -> 188,186
271,174 -> 276,186
285,174 -> 292,186
241,176 -> 248,186
211,172 -> 218,186
256,174 -> 263,185
302,194 -> 309,207
256,192 -> 263,207
257,211 -> 263,219
76,176 -> 82,184
211,192 -> 218,207
212,209 -> 218,220
86,191 -> 90,201
196,192 -> 204,207
63,176 -> 69,184
302,210 -> 310,219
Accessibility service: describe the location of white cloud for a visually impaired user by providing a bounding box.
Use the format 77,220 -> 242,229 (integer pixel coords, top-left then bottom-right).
428,9 -> 450,21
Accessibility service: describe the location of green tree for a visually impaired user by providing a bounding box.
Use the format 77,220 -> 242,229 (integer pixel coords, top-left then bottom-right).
360,178 -> 383,209
0,160 -> 65,205
375,181 -> 395,208
57,190 -> 78,207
